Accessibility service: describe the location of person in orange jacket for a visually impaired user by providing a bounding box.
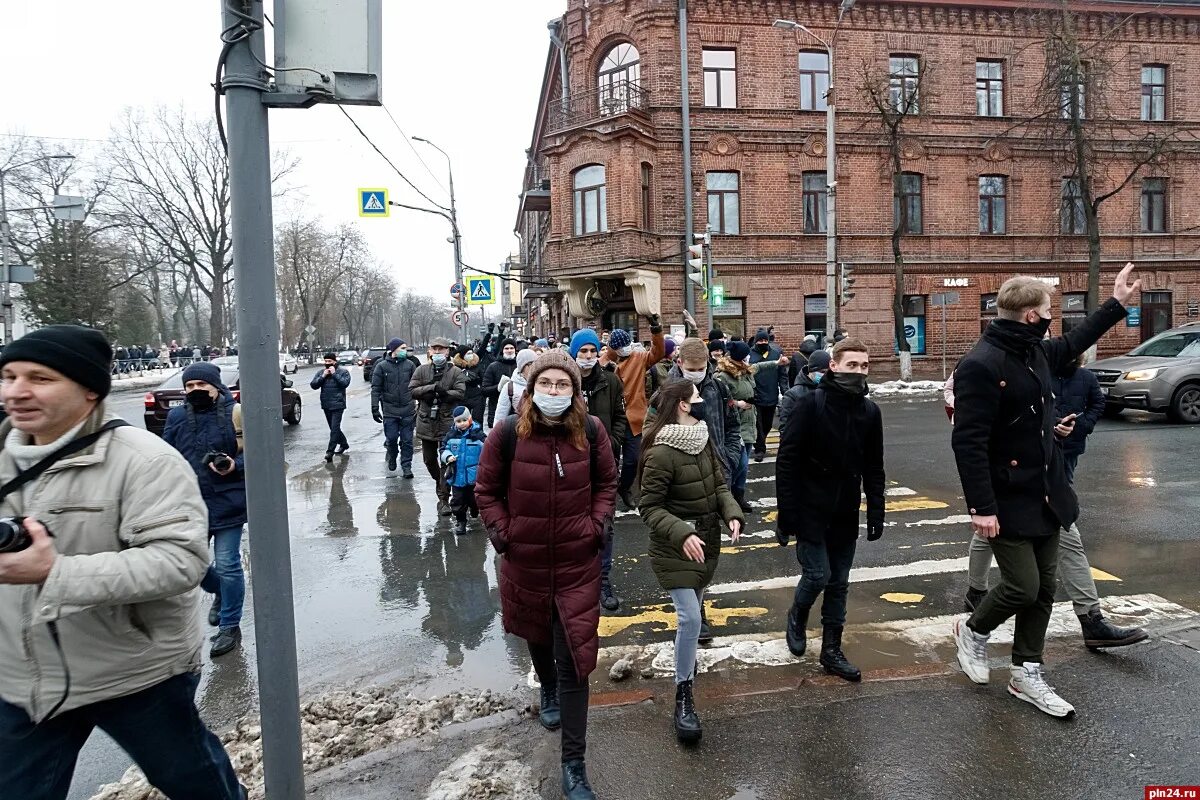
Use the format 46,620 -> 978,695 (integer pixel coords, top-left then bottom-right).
600,315 -> 666,509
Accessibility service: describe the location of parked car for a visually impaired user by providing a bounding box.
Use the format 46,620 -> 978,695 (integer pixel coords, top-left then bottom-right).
1087,323 -> 1200,423
144,366 -> 302,435
337,349 -> 360,366
279,352 -> 298,374
361,346 -> 389,381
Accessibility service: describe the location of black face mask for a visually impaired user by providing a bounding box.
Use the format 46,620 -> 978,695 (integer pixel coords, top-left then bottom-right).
757,343 -> 769,353
186,389 -> 216,410
1028,315 -> 1052,338
827,371 -> 869,396
687,401 -> 706,422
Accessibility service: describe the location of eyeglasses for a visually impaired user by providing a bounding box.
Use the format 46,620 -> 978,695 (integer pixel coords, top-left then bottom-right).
535,379 -> 573,392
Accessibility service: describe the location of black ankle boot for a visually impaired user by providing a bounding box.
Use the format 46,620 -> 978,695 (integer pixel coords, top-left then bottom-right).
673,680 -> 702,743
785,604 -> 809,657
732,488 -> 753,514
697,605 -> 713,645
1078,608 -> 1149,650
538,684 -> 561,731
819,625 -> 861,682
561,759 -> 596,799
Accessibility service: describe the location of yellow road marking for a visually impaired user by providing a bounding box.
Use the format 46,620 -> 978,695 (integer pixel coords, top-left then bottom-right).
871,498 -> 950,513
720,542 -> 779,555
880,592 -> 925,604
598,603 -> 768,638
1091,567 -> 1122,582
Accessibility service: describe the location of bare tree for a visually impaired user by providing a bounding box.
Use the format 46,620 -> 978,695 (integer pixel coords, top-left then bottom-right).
858,55 -> 935,381
276,218 -> 367,348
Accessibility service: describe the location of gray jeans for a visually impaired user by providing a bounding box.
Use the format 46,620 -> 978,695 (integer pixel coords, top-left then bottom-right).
668,587 -> 706,684
967,522 -> 1099,616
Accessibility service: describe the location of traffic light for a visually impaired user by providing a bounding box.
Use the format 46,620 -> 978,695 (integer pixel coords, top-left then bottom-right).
839,261 -> 856,306
687,241 -> 706,288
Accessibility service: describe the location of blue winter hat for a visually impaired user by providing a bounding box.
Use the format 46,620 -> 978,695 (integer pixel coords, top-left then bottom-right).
452,405 -> 472,421
387,337 -> 405,351
534,338 -> 549,348
608,329 -> 632,350
181,361 -> 224,389
569,329 -> 602,358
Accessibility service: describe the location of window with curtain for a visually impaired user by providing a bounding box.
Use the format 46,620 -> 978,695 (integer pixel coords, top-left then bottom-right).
802,172 -> 827,234
893,172 -> 923,234
979,176 -> 1007,235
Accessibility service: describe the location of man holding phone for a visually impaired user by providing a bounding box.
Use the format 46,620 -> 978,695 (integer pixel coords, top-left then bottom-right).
312,352 -> 352,463
951,264 -> 1140,717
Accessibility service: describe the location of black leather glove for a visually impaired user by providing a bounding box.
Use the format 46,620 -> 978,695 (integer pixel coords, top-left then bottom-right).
647,313 -> 662,334
372,408 -> 383,424
776,528 -> 791,547
867,523 -> 884,541
488,322 -> 495,332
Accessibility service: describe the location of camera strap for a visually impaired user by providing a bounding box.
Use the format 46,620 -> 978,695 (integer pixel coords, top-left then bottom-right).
0,419 -> 129,506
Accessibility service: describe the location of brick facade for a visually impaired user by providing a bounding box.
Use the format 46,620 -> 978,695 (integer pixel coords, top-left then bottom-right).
516,0 -> 1200,368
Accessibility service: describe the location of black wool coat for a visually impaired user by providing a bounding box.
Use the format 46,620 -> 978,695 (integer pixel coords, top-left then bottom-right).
951,298 -> 1126,538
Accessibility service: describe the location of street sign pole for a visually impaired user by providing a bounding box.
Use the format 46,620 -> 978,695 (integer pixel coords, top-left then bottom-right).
941,300 -> 948,379
220,1 -> 305,795
704,224 -> 715,331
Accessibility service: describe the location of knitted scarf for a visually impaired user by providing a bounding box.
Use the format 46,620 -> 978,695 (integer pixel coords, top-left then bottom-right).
654,422 -> 709,455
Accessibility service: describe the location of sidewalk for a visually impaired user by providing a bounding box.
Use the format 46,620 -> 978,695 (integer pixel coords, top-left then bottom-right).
108,368 -> 178,393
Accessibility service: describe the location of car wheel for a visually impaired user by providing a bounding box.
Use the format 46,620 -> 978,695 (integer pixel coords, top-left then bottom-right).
1167,383 -> 1200,424
285,400 -> 302,425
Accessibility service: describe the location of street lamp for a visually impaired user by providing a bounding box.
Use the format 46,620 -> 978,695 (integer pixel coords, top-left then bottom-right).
411,136 -> 464,338
1,152 -> 76,343
774,1 -> 854,342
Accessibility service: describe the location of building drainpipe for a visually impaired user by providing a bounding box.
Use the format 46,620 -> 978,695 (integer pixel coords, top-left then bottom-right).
549,18 -> 569,114
679,0 -> 696,322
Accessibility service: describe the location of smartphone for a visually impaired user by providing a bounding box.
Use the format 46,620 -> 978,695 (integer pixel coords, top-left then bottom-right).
1057,413 -> 1078,424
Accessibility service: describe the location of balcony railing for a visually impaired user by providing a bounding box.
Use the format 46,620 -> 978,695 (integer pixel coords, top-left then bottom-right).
547,80 -> 649,133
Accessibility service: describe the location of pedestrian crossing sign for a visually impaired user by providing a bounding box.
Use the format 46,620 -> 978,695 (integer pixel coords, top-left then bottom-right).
465,276 -> 495,305
358,188 -> 389,217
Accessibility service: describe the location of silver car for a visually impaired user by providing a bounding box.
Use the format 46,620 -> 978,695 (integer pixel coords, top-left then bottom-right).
1087,323 -> 1200,423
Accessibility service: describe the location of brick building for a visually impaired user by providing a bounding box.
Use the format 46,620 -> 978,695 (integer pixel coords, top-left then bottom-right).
514,0 -> 1200,367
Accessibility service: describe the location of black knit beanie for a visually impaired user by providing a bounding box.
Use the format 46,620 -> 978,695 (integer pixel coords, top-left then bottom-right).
0,325 -> 113,398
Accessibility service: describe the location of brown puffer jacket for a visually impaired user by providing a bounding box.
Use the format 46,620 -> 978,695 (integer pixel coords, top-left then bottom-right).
474,416 -> 617,680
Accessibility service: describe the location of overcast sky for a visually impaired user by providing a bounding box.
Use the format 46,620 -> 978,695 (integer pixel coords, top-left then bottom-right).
5,0 -> 563,301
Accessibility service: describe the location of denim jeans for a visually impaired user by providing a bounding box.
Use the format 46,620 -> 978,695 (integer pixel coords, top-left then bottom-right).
200,524 -> 245,629
0,672 -> 242,800
323,408 -> 349,454
382,415 -> 415,471
1064,453 -> 1079,484
669,587 -> 706,684
600,519 -> 616,584
618,432 -> 641,494
792,537 -> 858,628
732,444 -> 751,494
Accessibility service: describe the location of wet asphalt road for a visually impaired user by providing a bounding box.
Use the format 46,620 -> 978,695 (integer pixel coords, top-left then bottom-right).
71,371 -> 1200,797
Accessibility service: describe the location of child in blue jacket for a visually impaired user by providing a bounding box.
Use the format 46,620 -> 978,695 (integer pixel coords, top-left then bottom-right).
439,406 -> 487,535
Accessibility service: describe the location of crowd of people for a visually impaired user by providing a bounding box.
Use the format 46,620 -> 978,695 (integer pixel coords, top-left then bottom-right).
0,264 -> 1151,800
110,342 -> 240,373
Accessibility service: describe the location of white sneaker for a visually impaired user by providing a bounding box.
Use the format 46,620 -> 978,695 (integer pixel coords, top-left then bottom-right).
1008,663 -> 1076,718
954,617 -> 990,684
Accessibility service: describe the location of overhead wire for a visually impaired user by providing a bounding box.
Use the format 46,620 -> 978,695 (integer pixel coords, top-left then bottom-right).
382,106 -> 450,198
338,106 -> 450,212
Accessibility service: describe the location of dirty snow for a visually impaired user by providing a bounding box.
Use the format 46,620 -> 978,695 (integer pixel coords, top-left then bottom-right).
89,689 -> 510,800
423,745 -> 539,800
870,380 -> 945,397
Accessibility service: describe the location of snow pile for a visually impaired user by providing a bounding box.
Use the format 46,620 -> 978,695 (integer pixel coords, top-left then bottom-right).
90,689 -> 511,800
423,745 -> 539,800
109,369 -> 178,392
870,380 -> 945,397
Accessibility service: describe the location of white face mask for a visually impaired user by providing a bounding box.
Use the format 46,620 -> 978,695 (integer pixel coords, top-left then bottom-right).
576,356 -> 598,370
617,345 -> 633,358
532,391 -> 572,417
682,369 -> 707,384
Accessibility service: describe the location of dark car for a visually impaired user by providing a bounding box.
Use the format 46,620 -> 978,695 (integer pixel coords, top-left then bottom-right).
361,347 -> 389,381
144,366 -> 302,435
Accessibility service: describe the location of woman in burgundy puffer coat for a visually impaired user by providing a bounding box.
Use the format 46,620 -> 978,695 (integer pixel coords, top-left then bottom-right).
475,350 -> 617,800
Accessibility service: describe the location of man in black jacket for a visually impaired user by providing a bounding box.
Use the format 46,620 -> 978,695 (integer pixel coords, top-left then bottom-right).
371,338 -> 417,476
749,328 -> 788,462
776,338 -> 885,682
777,349 -> 830,434
311,351 -> 352,462
481,338 -> 517,427
951,264 -> 1140,718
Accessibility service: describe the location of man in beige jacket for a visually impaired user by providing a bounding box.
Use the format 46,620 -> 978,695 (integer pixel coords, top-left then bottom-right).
0,325 -> 243,799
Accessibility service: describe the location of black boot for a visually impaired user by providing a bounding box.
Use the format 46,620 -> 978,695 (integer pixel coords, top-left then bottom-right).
732,488 -> 753,514
819,625 -> 861,682
210,626 -> 242,658
207,594 -> 221,627
538,684 -> 561,731
963,587 -> 987,613
618,487 -> 636,511
697,605 -> 713,645
785,604 -> 809,657
454,516 -> 468,536
673,680 -> 702,743
324,451 -> 334,463
385,450 -> 397,472
600,580 -> 620,611
561,759 -> 595,799
1079,608 -> 1149,650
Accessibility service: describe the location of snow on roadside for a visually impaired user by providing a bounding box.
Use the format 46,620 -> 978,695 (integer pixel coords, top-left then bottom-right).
89,689 -> 511,800
423,745 -> 540,800
870,380 -> 945,397
108,369 -> 178,393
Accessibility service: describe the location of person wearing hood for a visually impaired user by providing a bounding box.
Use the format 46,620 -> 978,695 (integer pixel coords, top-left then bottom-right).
788,335 -> 820,387
496,348 -> 538,420
706,338 -> 726,372
163,361 -> 247,658
715,340 -> 786,512
776,338 -> 885,683
372,338 -> 417,476
571,329 -> 628,612
454,346 -> 486,424
748,328 -> 789,462
410,337 -> 467,516
951,267 -> 1138,718
482,337 -> 518,427
598,319 -> 667,510
777,349 -> 831,434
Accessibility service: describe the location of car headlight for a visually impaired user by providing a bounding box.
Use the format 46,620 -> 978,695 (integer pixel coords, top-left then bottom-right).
1122,368 -> 1162,381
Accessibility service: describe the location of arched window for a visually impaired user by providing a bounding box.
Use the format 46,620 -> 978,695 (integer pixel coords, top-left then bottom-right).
597,43 -> 641,114
573,165 -> 607,236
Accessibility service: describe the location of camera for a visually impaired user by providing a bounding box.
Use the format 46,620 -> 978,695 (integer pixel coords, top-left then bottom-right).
202,451 -> 235,472
0,516 -> 31,553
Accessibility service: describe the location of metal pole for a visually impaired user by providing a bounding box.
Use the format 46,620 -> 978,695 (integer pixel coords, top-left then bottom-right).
825,40 -> 838,341
1,171 -> 11,344
705,225 -> 715,330
447,165 -> 464,340
679,0 -> 696,319
941,301 -> 948,379
220,1 -> 304,796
